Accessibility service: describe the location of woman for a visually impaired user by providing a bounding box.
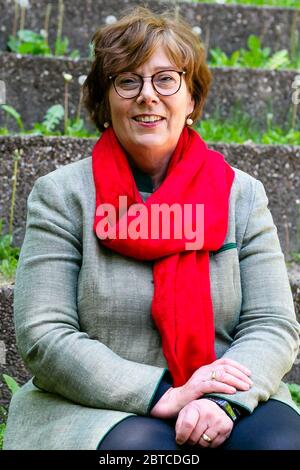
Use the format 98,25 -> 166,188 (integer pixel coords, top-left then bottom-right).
3,7 -> 300,450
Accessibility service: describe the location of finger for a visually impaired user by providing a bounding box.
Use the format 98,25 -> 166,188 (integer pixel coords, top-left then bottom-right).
175,410 -> 184,434
209,428 -> 233,448
213,368 -> 252,391
199,380 -> 237,395
198,429 -> 218,448
186,421 -> 208,446
209,433 -> 228,448
220,364 -> 253,386
175,406 -> 199,446
214,358 -> 251,376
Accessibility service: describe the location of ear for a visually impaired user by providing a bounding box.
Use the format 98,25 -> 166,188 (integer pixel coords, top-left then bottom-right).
187,95 -> 195,116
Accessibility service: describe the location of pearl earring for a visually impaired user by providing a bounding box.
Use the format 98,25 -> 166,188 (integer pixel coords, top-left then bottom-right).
186,118 -> 193,126
104,122 -> 110,128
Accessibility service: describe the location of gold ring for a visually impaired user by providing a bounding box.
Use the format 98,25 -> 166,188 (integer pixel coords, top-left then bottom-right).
211,370 -> 217,380
202,433 -> 212,443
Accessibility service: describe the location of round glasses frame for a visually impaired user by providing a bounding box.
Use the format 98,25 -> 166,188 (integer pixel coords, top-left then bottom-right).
109,70 -> 186,99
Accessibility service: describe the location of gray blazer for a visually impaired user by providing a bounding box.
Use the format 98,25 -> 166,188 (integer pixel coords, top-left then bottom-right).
4,156 -> 300,450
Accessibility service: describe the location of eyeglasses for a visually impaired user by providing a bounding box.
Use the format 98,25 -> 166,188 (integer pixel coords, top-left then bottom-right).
109,70 -> 186,99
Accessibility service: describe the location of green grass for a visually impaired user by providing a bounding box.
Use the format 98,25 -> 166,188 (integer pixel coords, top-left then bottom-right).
193,0 -> 300,8
195,109 -> 300,145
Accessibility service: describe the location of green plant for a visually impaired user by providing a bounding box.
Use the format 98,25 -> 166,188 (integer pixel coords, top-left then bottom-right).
196,107 -> 300,145
31,104 -> 65,135
0,407 -> 6,450
7,0 -> 79,59
288,383 -> 300,408
0,101 -> 98,138
2,101 -> 300,143
1,105 -> 24,132
0,219 -> 20,283
2,375 -> 20,395
208,35 -> 298,70
0,374 -> 20,450
64,117 -> 95,137
261,126 -> 300,144
12,0 -> 30,36
290,252 -> 300,263
8,0 -> 78,58
7,29 -> 79,58
0,144 -> 22,284
7,28 -> 80,58
7,29 -> 52,56
209,48 -> 241,67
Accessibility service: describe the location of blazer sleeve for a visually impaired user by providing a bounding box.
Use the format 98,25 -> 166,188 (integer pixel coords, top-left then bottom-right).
148,370 -> 173,411
13,175 -> 168,415
203,178 -> 300,413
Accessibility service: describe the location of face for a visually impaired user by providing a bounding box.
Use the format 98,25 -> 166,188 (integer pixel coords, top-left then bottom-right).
107,47 -> 195,168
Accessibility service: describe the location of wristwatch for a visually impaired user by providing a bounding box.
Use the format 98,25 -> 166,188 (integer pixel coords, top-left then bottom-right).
205,397 -> 242,423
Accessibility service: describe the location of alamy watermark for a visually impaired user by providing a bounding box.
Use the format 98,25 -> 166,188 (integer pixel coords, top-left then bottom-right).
95,196 -> 205,250
0,80 -> 6,104
292,75 -> 300,105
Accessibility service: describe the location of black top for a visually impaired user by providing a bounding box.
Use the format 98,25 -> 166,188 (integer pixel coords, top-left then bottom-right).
129,158 -> 154,193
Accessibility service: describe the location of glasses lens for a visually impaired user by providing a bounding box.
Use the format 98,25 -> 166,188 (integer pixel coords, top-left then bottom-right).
113,71 -> 182,98
114,73 -> 142,98
153,71 -> 181,95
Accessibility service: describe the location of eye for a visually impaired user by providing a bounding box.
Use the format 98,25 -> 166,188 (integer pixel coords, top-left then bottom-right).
157,74 -> 174,82
116,74 -> 140,89
154,72 -> 178,88
158,75 -> 173,82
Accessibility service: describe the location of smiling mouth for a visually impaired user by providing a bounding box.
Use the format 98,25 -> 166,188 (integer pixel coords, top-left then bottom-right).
132,115 -> 165,123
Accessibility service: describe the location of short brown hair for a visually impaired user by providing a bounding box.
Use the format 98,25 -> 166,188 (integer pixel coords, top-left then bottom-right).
83,6 -> 212,132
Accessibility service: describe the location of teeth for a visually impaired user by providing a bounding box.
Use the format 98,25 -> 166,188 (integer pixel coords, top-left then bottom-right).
134,115 -> 163,123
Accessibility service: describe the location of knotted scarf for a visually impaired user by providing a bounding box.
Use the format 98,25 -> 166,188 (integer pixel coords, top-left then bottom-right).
92,126 -> 235,387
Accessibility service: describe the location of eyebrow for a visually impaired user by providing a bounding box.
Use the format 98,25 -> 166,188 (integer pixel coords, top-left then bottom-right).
152,66 -> 177,71
133,66 -> 178,74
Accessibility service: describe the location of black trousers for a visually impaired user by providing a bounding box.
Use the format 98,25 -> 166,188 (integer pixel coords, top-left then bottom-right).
97,399 -> 300,450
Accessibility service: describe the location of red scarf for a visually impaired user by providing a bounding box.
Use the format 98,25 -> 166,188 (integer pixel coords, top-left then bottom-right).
92,126 -> 235,387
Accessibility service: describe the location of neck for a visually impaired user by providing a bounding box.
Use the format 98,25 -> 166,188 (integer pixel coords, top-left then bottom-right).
126,150 -> 172,191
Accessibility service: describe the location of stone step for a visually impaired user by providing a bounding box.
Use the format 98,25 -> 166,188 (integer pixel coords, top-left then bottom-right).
1,266 -> 300,408
0,53 -> 298,131
1,136 -> 299,254
0,0 -> 299,57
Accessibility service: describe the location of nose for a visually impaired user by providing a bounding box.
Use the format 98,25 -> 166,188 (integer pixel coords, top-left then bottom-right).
136,78 -> 160,105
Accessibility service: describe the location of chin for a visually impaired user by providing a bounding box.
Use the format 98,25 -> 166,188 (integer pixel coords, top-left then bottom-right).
135,135 -> 166,146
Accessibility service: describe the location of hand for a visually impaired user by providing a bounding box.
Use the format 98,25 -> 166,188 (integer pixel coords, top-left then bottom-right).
183,358 -> 253,400
150,358 -> 252,419
175,398 -> 234,448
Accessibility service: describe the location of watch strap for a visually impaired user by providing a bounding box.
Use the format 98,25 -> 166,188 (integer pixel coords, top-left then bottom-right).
205,397 -> 242,423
